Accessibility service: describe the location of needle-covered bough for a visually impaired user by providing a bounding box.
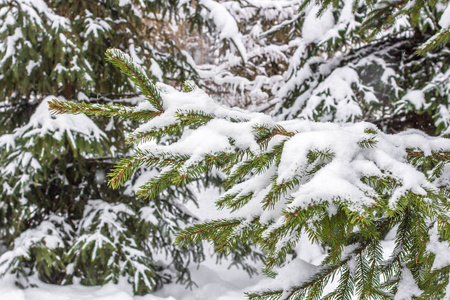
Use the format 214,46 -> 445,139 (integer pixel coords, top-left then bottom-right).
50,49 -> 450,300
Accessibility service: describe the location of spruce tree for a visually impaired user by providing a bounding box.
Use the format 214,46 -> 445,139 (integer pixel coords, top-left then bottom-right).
0,0 -> 221,293
189,0 -> 450,136
271,0 -> 450,135
51,48 -> 450,299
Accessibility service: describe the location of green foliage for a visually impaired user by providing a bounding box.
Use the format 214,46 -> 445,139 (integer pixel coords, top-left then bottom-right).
50,48 -> 450,299
48,99 -> 160,121
0,0 -> 214,294
105,49 -> 164,113
42,45 -> 263,293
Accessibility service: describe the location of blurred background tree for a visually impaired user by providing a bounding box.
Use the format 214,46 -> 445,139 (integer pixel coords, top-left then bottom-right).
0,0 -> 259,294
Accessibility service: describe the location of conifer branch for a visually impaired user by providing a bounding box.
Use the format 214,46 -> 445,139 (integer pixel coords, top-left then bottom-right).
358,136 -> 378,148
136,169 -> 179,200
253,125 -> 295,149
406,149 -> 450,161
262,175 -> 301,210
223,145 -> 284,190
216,192 -> 254,211
48,99 -> 160,121
182,80 -> 199,92
175,219 -> 243,247
419,266 -> 450,298
105,49 -> 164,113
271,126 -> 295,138
321,266 -> 354,300
126,111 -> 213,144
108,151 -> 189,189
126,123 -> 183,144
417,28 -> 450,55
247,242 -> 370,300
175,110 -> 213,127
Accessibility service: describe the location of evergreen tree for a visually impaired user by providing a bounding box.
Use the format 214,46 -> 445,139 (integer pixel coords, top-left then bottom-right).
272,0 -> 450,135
51,48 -> 450,299
188,0 -> 450,136
0,0 -> 230,293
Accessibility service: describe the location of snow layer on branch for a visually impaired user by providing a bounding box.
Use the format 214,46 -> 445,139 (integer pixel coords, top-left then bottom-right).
439,3 -> 450,28
0,134 -> 15,151
301,66 -> 377,122
73,200 -> 134,261
83,17 -> 111,38
396,90 -> 427,111
0,215 -> 66,275
136,84 -> 273,159
0,0 -> 69,29
130,81 -> 450,223
427,224 -> 450,270
302,5 -> 335,44
0,0 -> 70,65
200,0 -> 247,62
275,259 -> 319,291
394,267 -> 423,300
16,97 -> 106,146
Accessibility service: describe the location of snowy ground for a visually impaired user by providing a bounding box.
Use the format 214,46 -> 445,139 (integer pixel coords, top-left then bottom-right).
0,255 -> 267,300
